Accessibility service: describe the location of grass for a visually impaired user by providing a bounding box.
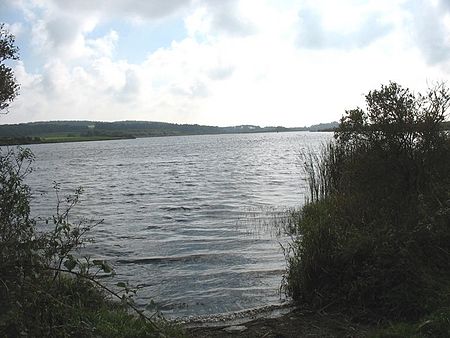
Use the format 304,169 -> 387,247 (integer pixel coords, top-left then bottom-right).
0,133 -> 135,145
1,273 -> 186,337
371,307 -> 450,337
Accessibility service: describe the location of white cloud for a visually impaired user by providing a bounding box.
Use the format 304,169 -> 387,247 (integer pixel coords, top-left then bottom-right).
2,0 -> 450,127
49,0 -> 192,21
202,0 -> 256,36
3,21 -> 23,37
87,30 -> 119,59
296,1 -> 395,50
405,0 -> 450,65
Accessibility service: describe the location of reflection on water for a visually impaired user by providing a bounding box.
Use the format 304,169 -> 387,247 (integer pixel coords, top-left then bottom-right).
26,131 -> 331,318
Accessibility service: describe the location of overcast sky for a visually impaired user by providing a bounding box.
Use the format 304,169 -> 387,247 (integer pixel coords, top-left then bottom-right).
1,0 -> 449,127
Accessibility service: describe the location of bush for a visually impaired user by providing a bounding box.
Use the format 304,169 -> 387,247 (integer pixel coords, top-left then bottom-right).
286,82 -> 450,321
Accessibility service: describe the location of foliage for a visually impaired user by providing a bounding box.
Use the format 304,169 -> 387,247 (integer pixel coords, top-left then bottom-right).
285,82 -> 450,321
0,24 -> 19,113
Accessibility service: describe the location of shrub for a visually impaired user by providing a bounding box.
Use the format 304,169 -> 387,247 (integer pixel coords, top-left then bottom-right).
286,82 -> 450,320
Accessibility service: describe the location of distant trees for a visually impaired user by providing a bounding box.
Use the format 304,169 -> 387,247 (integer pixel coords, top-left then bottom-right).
0,24 -> 19,113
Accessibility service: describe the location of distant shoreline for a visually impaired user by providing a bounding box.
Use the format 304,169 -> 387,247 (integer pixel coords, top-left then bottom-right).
0,134 -> 136,146
2,117 -> 448,146
0,122 -> 336,146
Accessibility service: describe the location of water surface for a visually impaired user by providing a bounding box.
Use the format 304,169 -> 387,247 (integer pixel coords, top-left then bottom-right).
27,131 -> 331,318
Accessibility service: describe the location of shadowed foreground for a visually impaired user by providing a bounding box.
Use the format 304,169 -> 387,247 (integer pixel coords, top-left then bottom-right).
187,309 -> 370,338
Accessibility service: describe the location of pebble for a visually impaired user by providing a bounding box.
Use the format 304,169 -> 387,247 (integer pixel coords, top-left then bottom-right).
223,325 -> 248,333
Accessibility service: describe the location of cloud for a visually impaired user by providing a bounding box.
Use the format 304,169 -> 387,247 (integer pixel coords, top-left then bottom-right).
440,0 -> 450,11
3,22 -> 23,37
2,0 -> 450,128
170,80 -> 209,98
405,0 -> 450,65
185,0 -> 256,38
45,16 -> 82,48
11,0 -> 186,62
87,30 -> 119,58
354,14 -> 393,48
208,65 -> 235,80
29,10 -> 102,60
296,7 -> 323,48
49,0 -> 192,21
118,68 -> 142,101
296,4 -> 393,50
7,35 -> 220,123
202,0 -> 256,36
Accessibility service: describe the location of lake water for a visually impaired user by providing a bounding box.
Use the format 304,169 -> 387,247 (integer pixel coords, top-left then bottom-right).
26,131 -> 331,319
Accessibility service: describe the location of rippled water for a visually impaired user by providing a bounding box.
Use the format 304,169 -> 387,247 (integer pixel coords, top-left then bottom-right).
26,131 -> 331,318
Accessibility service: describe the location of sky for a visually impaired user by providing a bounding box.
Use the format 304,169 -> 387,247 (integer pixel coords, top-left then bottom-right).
1,0 -> 449,127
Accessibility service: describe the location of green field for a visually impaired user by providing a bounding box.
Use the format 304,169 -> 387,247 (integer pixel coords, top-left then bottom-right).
40,134 -> 134,143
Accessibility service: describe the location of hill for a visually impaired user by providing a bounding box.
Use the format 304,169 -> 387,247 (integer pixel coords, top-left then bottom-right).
0,120 -> 313,145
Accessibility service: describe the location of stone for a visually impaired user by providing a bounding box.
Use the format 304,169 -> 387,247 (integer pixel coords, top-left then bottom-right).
223,325 -> 248,333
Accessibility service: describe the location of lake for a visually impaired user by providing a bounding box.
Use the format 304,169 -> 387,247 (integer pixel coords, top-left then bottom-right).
26,131 -> 332,319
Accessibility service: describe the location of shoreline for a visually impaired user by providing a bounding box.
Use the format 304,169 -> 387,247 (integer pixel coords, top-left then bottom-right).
177,302 -> 296,329
186,307 -> 371,337
0,129 -> 333,146
0,135 -> 135,146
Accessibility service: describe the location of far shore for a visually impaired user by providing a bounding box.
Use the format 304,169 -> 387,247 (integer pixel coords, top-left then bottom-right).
0,129 -> 334,146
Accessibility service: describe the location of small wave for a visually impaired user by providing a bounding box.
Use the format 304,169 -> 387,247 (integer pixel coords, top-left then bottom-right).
160,206 -> 200,211
123,192 -> 156,197
116,253 -> 231,265
145,225 -> 161,230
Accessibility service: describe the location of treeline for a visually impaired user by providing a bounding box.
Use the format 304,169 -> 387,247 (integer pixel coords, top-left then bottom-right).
0,120 -> 311,145
0,120 -> 305,137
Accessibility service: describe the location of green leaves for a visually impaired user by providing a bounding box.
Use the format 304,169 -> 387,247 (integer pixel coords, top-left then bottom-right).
336,82 -> 450,154
0,24 -> 20,112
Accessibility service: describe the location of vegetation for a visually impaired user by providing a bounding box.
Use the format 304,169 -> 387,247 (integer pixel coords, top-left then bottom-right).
285,82 -> 450,332
0,120 -> 309,145
0,24 -> 19,113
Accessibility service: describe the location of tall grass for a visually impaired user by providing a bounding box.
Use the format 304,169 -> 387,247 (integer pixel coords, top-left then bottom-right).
301,143 -> 343,203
